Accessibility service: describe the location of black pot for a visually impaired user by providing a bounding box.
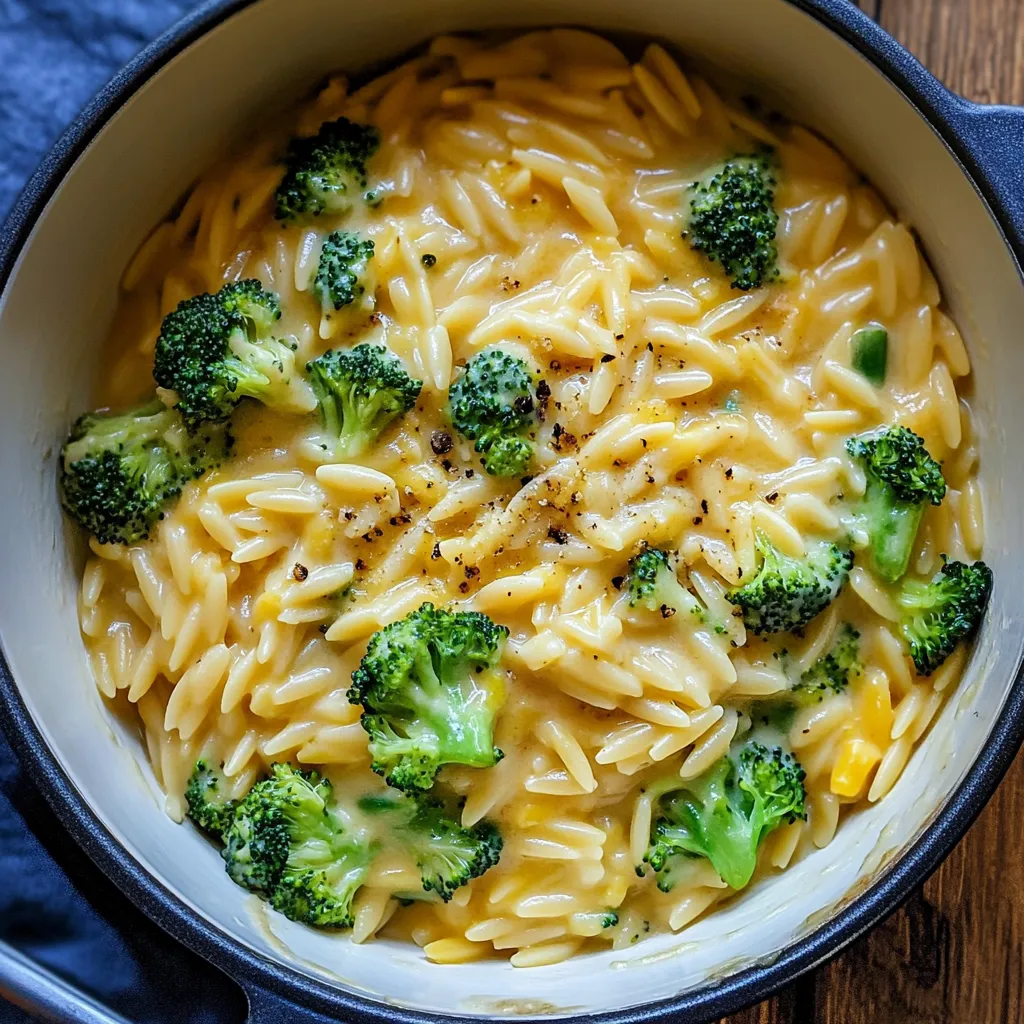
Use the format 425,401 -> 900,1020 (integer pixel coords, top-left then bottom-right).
1,1 -> 1022,1021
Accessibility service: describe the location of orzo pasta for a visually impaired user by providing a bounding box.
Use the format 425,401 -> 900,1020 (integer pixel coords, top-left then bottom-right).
63,28 -> 991,966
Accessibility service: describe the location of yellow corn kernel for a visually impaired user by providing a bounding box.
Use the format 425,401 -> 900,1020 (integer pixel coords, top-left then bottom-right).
830,736 -> 882,798
858,668 -> 894,748
301,509 -> 337,558
253,590 -> 281,621
512,802 -> 550,828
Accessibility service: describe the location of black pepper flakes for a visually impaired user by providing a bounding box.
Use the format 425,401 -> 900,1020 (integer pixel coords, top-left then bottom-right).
421,253 -> 437,267
431,543 -> 441,560
547,527 -> 568,544
430,430 -> 453,455
465,565 -> 480,579
550,422 -> 577,451
535,379 -> 551,421
701,499 -> 709,515
611,575 -> 624,590
292,563 -> 309,582
600,353 -> 616,363
355,558 -> 367,571
766,491 -> 779,504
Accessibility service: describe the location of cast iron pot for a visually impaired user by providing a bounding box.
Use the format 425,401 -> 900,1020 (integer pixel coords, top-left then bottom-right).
1,0 -> 1022,1021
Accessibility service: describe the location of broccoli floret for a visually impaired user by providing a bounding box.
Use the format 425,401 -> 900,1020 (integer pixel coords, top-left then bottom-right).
306,343 -> 422,459
59,398 -> 230,545
348,603 -> 509,792
601,911 -> 619,928
790,624 -> 860,705
687,153 -> 779,291
275,117 -> 380,223
448,349 -> 536,477
313,231 -> 375,312
729,532 -> 853,636
746,698 -> 797,734
393,796 -> 503,902
896,558 -> 993,675
644,742 -> 806,891
185,760 -> 238,838
154,280 -> 300,427
221,764 -> 374,927
624,548 -> 703,620
846,426 -> 946,582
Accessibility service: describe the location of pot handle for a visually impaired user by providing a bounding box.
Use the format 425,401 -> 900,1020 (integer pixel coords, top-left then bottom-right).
0,939 -> 132,1024
953,100 -> 1024,242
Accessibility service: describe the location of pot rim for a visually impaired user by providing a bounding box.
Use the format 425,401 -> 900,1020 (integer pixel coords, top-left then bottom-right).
1,2 -> 1021,1022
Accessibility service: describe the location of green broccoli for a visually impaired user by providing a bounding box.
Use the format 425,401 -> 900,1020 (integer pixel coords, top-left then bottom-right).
846,426 -> 946,582
185,760 -> 238,838
59,398 -> 230,545
602,911 -> 619,929
448,349 -> 537,477
729,531 -> 853,636
305,343 -> 422,459
154,279 -> 300,427
275,117 -> 380,223
790,624 -> 860,705
623,548 -> 704,620
221,764 -> 375,928
355,791 -> 503,901
850,326 -> 888,386
896,558 -> 993,675
313,231 -> 375,312
394,796 -> 503,902
644,741 -> 806,891
686,152 -> 779,291
348,602 -> 509,792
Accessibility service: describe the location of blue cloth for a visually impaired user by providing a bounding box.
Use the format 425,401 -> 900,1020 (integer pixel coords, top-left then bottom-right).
0,4 -> 246,1020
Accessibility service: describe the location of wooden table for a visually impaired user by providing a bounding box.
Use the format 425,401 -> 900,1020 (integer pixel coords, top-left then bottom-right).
725,2 -> 1024,1021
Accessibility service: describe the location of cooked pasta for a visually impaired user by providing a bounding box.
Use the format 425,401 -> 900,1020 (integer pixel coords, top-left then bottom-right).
73,29 -> 988,966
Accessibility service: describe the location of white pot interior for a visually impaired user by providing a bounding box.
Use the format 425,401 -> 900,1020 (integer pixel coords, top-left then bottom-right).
0,0 -> 1021,1016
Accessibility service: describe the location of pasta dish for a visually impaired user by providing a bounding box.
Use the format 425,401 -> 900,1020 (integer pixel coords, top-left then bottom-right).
61,29 -> 992,967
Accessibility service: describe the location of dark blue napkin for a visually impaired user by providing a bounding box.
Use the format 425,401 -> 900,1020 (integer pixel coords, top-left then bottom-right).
0,3 -> 245,1020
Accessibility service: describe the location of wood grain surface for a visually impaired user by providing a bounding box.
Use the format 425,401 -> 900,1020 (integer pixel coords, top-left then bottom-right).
721,2 -> 1024,1022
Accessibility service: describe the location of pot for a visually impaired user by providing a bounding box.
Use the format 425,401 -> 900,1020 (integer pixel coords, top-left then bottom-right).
1,1 -> 1022,1021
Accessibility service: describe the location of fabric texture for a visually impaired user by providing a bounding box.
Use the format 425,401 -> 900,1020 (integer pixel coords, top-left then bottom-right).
0,4 -> 245,1020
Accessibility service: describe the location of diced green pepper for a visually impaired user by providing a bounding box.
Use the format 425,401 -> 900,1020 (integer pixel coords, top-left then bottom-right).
851,327 -> 888,386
